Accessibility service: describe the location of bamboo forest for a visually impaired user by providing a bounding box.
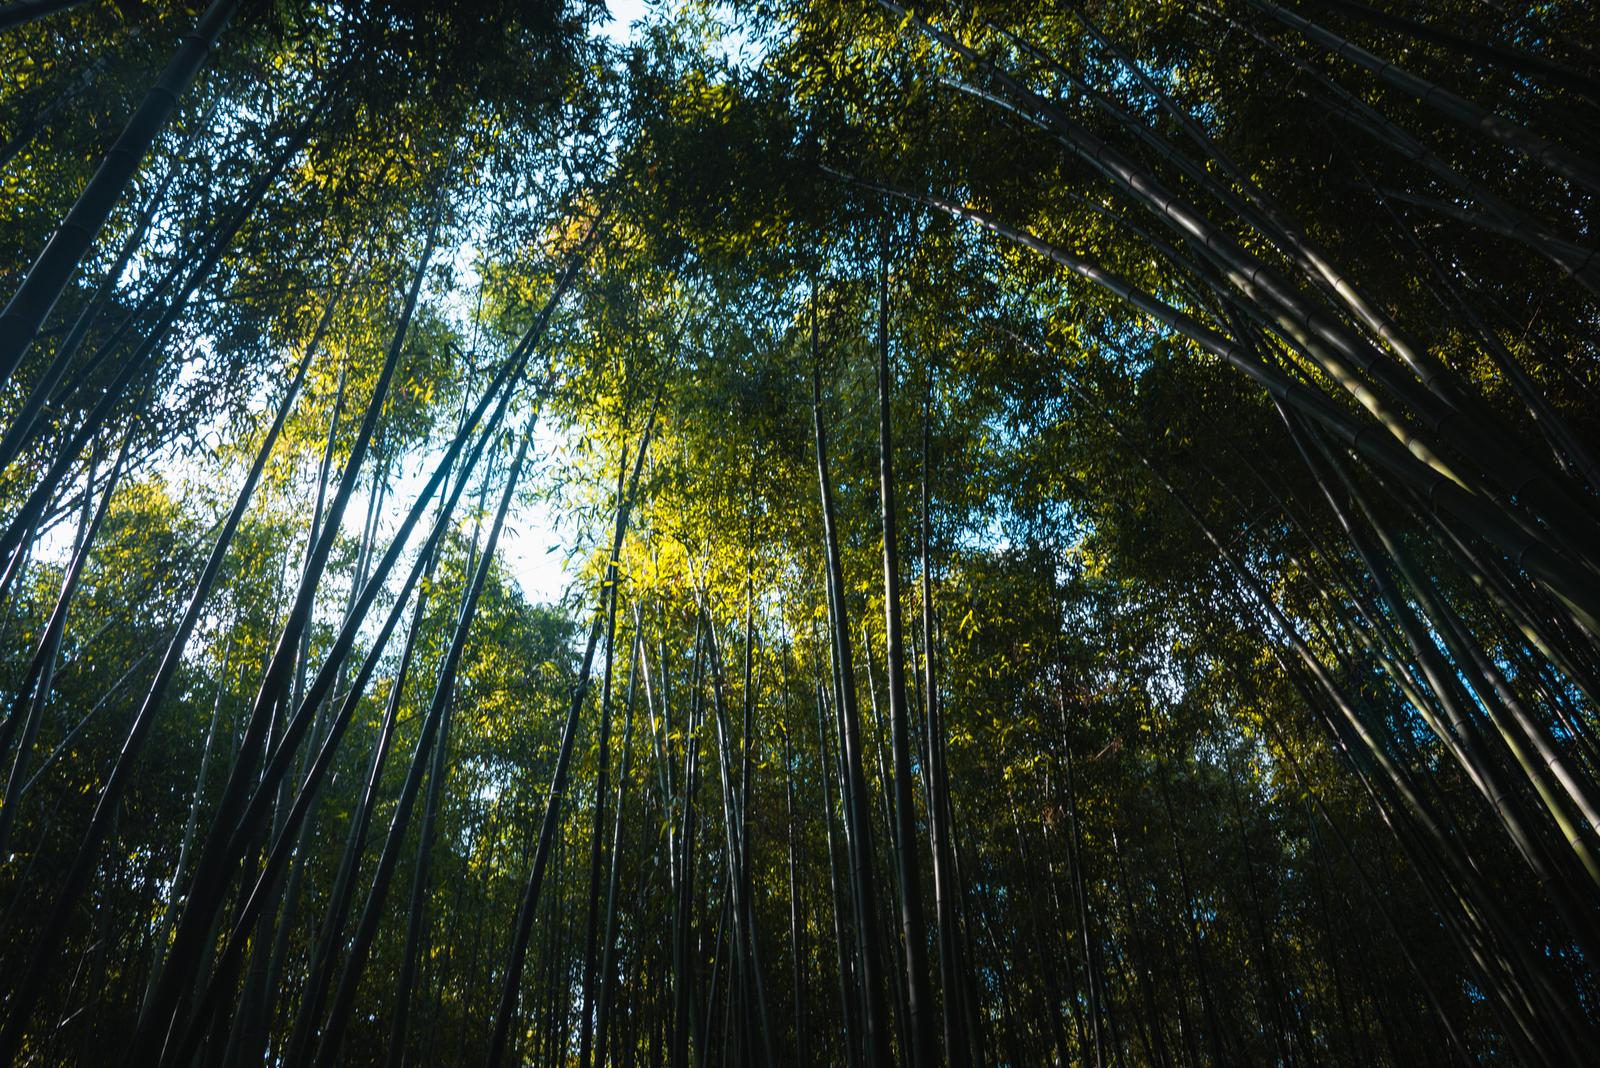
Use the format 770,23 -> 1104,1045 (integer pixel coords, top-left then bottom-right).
5,0 -> 1600,1065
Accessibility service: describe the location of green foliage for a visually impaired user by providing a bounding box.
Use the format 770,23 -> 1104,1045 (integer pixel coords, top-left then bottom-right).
1,0 -> 1598,1064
